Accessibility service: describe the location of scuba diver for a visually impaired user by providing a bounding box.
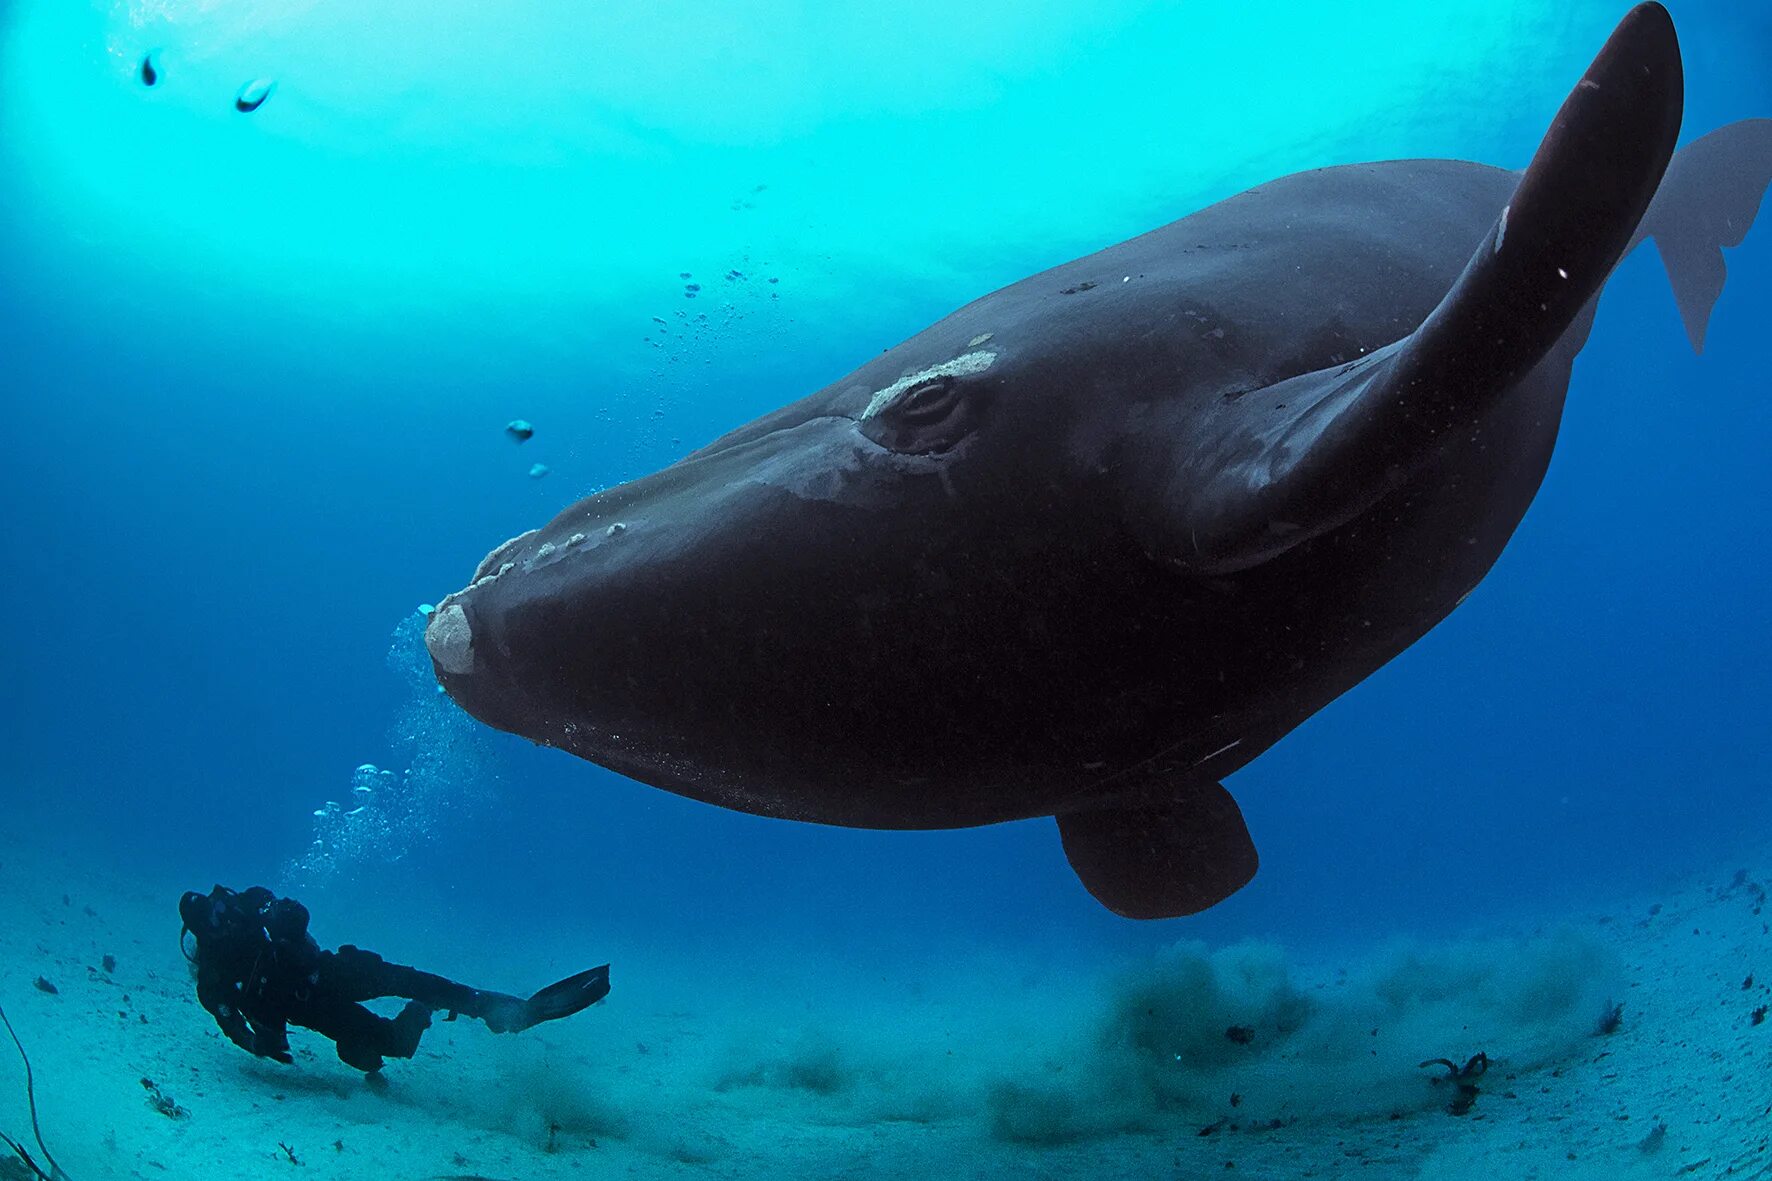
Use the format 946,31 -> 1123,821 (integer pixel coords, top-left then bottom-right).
179,884 -> 609,1073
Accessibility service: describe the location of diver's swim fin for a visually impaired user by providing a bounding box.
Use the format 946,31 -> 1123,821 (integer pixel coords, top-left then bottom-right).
515,964 -> 610,1031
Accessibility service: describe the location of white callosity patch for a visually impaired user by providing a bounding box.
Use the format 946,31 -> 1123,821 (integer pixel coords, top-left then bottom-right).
424,602 -> 474,675
861,350 -> 997,420
473,528 -> 539,580
472,560 -> 517,589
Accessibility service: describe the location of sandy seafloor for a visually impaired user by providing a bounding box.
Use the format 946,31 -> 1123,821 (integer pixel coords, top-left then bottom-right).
2,829 -> 1768,1181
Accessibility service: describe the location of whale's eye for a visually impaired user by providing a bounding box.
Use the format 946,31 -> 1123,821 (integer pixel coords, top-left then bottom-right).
862,375 -> 982,454
897,377 -> 960,424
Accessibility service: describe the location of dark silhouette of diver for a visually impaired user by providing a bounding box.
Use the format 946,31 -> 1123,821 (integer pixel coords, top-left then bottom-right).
179,885 -> 609,1073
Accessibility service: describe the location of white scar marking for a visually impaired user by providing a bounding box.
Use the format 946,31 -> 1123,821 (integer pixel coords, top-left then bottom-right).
1191,738 -> 1243,768
967,332 -> 993,347
861,350 -> 997,420
1495,205 -> 1508,253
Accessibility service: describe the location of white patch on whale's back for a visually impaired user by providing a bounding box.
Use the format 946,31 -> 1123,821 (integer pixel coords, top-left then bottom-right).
861,350 -> 997,420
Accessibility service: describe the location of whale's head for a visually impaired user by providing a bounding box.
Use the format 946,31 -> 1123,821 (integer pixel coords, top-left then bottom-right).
425,299 -> 1192,826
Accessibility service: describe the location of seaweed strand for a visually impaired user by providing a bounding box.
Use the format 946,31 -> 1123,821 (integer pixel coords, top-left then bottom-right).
0,1000 -> 68,1180
0,1130 -> 51,1181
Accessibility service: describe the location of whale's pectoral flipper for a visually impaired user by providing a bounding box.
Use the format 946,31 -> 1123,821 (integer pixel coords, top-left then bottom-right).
1639,118 -> 1772,353
1057,781 -> 1258,919
1165,2 -> 1684,575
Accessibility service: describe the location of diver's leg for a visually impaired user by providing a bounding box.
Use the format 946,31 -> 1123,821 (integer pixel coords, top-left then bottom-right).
292,997 -> 430,1073
322,946 -> 524,1024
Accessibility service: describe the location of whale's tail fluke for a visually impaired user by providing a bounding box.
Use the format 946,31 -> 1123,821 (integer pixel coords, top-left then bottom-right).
1639,118 -> 1772,354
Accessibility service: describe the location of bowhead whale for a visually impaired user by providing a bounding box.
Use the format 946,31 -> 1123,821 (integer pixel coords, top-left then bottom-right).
427,4 -> 1771,918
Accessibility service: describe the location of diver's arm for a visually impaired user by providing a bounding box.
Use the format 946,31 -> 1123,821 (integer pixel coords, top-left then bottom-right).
194,961 -> 256,1053
248,1017 -> 293,1065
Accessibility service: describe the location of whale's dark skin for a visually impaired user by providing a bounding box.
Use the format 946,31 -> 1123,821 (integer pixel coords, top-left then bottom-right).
427,5 -> 1772,918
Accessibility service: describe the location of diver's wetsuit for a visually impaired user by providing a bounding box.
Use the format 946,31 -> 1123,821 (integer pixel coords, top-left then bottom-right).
180,885 -> 608,1072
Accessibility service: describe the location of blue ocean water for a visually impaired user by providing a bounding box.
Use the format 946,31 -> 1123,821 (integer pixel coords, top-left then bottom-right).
1,0 -> 1769,1175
